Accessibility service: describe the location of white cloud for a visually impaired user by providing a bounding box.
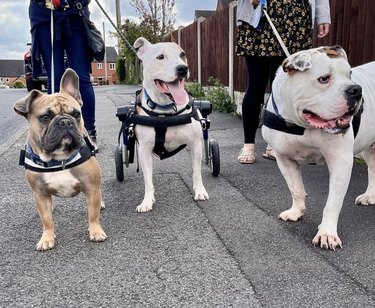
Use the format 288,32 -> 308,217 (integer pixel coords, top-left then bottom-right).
0,0 -> 217,59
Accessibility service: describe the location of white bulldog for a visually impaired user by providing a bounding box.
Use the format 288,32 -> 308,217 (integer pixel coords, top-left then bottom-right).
132,37 -> 209,213
262,45 -> 375,250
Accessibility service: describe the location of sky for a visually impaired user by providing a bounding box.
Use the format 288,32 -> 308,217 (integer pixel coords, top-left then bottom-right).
0,0 -> 217,60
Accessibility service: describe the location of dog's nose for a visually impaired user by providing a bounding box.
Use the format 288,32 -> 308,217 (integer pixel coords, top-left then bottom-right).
176,65 -> 188,78
345,84 -> 362,101
58,118 -> 73,128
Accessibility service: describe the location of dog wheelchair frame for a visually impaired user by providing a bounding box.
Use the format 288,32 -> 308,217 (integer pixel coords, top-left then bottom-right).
114,99 -> 220,182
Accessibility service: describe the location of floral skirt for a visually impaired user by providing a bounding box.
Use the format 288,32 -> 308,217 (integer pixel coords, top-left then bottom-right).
236,0 -> 313,57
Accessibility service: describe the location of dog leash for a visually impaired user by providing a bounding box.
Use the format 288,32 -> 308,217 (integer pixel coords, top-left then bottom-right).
50,8 -> 55,93
262,8 -> 291,57
93,0 -> 137,54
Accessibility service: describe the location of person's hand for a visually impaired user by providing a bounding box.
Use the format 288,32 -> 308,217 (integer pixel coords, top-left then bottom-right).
317,23 -> 330,38
250,0 -> 259,8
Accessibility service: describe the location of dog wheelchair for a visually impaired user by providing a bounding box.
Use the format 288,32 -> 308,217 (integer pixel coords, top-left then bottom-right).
114,95 -> 220,182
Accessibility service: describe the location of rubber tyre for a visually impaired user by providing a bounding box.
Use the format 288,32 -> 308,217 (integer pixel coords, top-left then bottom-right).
209,139 -> 220,177
114,144 -> 124,182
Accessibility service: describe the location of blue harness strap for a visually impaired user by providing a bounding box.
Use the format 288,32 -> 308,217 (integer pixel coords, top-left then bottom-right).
19,137 -> 95,172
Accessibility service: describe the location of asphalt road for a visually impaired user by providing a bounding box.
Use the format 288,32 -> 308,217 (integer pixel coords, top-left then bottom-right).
0,88 -> 29,152
1,85 -> 375,307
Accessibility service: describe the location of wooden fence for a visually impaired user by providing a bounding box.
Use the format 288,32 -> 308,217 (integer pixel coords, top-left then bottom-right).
165,0 -> 375,94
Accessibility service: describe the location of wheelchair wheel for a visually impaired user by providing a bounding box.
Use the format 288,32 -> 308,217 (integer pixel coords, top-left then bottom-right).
209,139 -> 220,177
114,144 -> 124,182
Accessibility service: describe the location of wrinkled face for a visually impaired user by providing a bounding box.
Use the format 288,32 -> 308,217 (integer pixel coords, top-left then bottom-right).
14,69 -> 85,161
135,38 -> 189,105
30,94 -> 83,156
277,47 -> 363,134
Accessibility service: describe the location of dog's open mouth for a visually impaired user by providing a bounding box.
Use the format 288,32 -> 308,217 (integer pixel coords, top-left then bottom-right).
154,78 -> 188,105
302,109 -> 353,132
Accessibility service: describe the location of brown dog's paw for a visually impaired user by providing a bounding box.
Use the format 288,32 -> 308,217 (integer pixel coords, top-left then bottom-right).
89,225 -> 107,242
36,233 -> 56,251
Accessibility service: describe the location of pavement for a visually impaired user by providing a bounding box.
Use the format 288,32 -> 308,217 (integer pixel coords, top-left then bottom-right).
1,85 -> 375,307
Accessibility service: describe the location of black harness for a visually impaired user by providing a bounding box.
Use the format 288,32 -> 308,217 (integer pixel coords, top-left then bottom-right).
118,90 -> 205,160
261,94 -> 363,137
19,136 -> 96,172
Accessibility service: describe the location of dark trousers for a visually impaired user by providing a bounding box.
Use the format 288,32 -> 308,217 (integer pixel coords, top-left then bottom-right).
242,56 -> 284,144
37,15 -> 96,131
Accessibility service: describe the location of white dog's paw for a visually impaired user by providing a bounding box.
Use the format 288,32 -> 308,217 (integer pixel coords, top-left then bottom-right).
194,188 -> 209,201
100,200 -> 106,209
312,231 -> 342,250
355,193 -> 375,205
136,201 -> 153,213
278,209 -> 304,221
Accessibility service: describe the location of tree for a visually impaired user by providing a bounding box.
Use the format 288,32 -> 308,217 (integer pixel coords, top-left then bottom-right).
113,19 -> 147,84
130,0 -> 176,42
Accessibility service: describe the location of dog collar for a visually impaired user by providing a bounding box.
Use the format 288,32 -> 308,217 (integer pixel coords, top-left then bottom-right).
144,89 -> 177,112
19,137 -> 95,172
262,94 -> 305,135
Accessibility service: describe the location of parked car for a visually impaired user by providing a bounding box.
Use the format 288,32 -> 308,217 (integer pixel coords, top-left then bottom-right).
24,44 -> 48,92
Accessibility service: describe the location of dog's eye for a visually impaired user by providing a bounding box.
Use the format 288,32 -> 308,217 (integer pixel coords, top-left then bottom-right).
39,114 -> 52,123
180,52 -> 186,59
72,111 -> 81,119
156,54 -> 164,60
318,75 -> 331,84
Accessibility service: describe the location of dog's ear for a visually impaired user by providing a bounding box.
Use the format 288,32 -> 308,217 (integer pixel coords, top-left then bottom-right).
14,90 -> 44,118
317,45 -> 348,60
60,68 -> 82,106
134,37 -> 152,60
282,52 -> 312,75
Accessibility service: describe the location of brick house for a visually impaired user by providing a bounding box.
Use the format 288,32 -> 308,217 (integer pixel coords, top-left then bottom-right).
0,59 -> 26,87
90,46 -> 118,85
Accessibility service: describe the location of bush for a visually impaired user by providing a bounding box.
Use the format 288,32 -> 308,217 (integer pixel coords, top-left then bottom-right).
186,80 -> 205,99
12,81 -> 25,88
205,77 -> 236,113
116,58 -> 126,83
354,157 -> 366,165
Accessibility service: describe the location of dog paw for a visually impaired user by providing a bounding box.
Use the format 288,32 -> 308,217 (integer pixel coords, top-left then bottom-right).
355,194 -> 375,205
194,189 -> 209,201
136,202 -> 153,213
312,231 -> 342,250
89,225 -> 107,242
278,209 -> 303,221
100,200 -> 106,209
36,233 -> 56,251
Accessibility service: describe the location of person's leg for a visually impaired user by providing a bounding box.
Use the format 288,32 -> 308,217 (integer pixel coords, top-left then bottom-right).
64,15 -> 96,134
262,56 -> 285,160
270,56 -> 285,84
35,22 -> 65,94
238,56 -> 271,163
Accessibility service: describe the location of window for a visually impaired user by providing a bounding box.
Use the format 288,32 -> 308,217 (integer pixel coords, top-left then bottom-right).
109,63 -> 115,70
97,63 -> 102,69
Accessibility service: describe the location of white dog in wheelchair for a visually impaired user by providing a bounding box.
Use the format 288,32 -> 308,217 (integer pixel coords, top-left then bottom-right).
132,37 -> 209,212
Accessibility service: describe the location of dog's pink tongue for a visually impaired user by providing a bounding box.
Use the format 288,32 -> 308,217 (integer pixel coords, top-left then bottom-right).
168,80 -> 188,105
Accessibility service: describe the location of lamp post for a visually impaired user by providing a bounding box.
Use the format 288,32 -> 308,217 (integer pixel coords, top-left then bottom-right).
115,0 -> 121,53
